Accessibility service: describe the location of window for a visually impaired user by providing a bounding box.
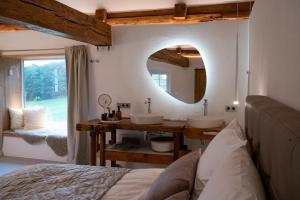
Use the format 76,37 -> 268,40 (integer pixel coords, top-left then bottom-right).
23,58 -> 67,123
151,74 -> 168,92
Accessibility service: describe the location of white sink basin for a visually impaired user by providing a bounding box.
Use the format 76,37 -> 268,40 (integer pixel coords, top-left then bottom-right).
187,116 -> 224,128
130,114 -> 163,125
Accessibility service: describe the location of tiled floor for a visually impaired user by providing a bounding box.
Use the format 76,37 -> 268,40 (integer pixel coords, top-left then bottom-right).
0,156 -> 58,176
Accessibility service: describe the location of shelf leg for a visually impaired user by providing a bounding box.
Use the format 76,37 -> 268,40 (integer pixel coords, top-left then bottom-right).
90,130 -> 97,166
173,132 -> 180,161
96,133 -> 100,152
111,127 -> 117,167
100,130 -> 106,166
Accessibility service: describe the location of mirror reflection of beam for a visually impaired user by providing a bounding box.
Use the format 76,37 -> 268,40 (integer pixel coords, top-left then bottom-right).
168,49 -> 201,58
149,49 -> 189,68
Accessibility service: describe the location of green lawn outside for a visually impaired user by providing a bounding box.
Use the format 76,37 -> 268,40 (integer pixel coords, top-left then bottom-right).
26,97 -> 67,122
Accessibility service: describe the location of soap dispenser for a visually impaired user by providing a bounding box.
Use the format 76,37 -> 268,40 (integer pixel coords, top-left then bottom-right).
116,106 -> 122,120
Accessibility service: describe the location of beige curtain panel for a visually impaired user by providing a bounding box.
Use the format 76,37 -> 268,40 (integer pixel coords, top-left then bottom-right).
0,58 -> 22,156
65,45 -> 90,164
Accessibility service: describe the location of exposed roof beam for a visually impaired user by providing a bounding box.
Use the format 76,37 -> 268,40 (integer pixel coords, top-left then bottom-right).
0,1 -> 254,32
150,49 -> 189,68
168,49 -> 201,58
0,0 -> 111,46
107,13 -> 222,25
106,1 -> 254,25
0,23 -> 26,32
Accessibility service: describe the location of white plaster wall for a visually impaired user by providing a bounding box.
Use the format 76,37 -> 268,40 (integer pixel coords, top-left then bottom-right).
249,0 -> 300,110
0,20 -> 249,159
89,21 -> 248,122
0,31 -> 84,50
0,22 -> 249,120
237,21 -> 250,129
57,0 -> 253,13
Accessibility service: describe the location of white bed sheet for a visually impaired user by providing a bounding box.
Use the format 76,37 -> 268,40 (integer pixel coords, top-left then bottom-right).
103,168 -> 164,200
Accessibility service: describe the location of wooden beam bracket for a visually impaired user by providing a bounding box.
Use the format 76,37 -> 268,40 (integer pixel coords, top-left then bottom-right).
174,3 -> 187,20
95,9 -> 108,23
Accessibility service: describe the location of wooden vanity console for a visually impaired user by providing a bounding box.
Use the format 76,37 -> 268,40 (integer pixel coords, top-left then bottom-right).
77,118 -> 223,166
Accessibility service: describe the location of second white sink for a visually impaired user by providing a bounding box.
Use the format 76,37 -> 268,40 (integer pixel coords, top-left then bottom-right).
187,116 -> 224,128
130,114 -> 163,125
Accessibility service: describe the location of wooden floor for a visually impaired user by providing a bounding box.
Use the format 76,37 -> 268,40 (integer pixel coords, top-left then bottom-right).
0,156 -> 59,176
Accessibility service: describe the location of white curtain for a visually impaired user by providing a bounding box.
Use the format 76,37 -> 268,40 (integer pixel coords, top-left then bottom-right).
65,45 -> 90,164
0,58 -> 22,157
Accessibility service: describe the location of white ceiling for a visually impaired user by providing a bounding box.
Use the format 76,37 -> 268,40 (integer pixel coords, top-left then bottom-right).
57,0 -> 252,14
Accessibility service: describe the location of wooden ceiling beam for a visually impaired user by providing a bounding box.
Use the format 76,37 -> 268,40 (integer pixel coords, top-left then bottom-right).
150,49 -> 189,68
0,0 -> 111,46
105,1 -> 254,25
106,13 -> 222,25
0,1 -> 254,32
0,23 -> 27,32
187,2 -> 252,14
168,49 -> 201,58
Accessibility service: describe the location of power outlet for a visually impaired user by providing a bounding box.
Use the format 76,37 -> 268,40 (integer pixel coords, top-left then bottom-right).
225,105 -> 237,112
117,103 -> 131,108
231,105 -> 237,112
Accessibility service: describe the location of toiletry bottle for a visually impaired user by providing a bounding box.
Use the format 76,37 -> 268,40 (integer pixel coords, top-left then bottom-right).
116,106 -> 122,120
101,113 -> 107,121
107,107 -> 112,120
112,110 -> 116,120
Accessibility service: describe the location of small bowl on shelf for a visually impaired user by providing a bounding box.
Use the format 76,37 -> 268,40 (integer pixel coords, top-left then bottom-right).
150,136 -> 174,153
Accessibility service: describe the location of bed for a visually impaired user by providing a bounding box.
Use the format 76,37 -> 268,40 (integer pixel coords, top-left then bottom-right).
0,164 -> 163,200
0,95 -> 299,200
245,95 -> 300,200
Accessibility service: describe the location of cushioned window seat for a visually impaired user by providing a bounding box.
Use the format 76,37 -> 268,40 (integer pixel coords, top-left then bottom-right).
2,128 -> 67,158
3,130 -> 20,138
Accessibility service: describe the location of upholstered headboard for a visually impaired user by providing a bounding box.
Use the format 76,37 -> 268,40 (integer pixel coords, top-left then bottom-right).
245,95 -> 300,200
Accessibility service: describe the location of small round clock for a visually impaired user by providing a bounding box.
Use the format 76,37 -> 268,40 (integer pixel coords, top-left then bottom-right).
98,94 -> 112,111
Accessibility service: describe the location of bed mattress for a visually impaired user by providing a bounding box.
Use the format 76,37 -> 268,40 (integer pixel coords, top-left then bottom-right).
0,164 -> 163,200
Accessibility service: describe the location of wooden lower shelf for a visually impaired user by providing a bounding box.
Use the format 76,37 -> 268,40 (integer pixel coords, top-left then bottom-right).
97,145 -> 190,165
106,150 -> 173,164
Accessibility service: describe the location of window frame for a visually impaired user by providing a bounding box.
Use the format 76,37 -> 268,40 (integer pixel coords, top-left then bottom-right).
150,72 -> 171,93
21,56 -> 67,122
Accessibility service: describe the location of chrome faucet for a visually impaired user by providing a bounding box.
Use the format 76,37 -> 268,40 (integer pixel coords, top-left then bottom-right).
144,97 -> 151,114
203,99 -> 208,116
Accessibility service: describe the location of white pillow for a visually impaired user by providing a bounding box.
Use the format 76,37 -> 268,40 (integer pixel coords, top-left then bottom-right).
226,119 -> 246,140
192,123 -> 247,200
8,108 -> 24,130
198,147 -> 266,200
23,107 -> 48,129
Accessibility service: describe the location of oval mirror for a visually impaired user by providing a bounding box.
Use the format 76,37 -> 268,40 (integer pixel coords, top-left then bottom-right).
147,45 -> 206,104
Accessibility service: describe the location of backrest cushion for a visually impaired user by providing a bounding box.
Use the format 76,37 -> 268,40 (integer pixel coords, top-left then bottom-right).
8,108 -> 24,130
23,107 -> 47,129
